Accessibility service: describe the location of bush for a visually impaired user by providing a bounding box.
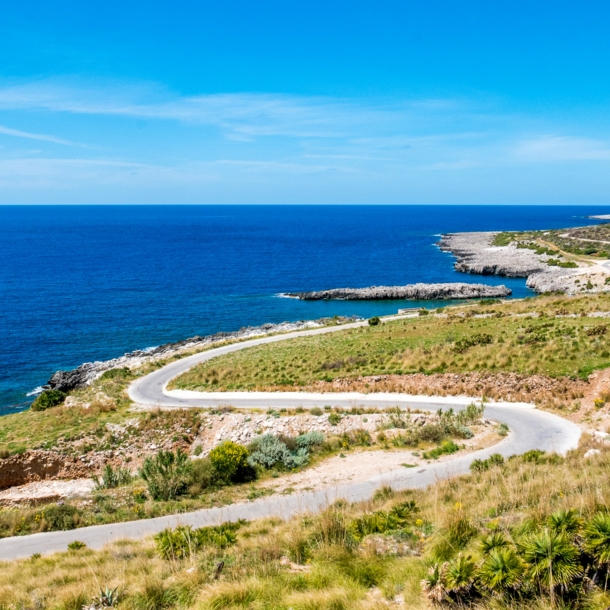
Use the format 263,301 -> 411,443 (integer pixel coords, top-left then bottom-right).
209,441 -> 252,483
248,434 -> 309,470
100,367 -> 131,380
188,457 -> 218,495
296,431 -> 325,449
155,522 -> 242,560
92,464 -> 132,490
368,316 -> 381,326
328,412 -> 342,426
31,389 -> 66,412
67,540 -> 87,551
423,440 -> 459,460
42,504 -> 80,530
139,449 -> 192,500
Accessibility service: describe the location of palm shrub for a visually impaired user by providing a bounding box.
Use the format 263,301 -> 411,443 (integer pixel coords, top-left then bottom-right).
519,529 -> 582,598
139,449 -> 191,501
584,513 -> 610,568
478,547 -> 524,594
154,522 -> 241,560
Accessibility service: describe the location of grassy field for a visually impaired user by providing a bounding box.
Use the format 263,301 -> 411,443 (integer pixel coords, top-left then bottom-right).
172,293 -> 610,394
2,438 -> 610,609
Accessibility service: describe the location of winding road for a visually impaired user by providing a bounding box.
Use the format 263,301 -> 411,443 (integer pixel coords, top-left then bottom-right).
0,318 -> 581,560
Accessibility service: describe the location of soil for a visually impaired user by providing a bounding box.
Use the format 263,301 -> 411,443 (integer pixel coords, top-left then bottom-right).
260,426 -> 500,495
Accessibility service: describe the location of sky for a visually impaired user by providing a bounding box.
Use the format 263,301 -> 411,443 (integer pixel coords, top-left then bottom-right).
1,1 -> 610,204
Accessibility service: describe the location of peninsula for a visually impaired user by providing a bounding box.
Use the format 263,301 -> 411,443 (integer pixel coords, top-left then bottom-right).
439,223 -> 610,294
285,282 -> 511,300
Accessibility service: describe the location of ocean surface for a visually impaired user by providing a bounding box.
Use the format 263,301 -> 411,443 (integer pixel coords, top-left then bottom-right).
2,205 -> 610,415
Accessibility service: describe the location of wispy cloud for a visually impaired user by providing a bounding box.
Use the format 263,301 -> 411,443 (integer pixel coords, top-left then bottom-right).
512,135 -> 610,162
1,78 -> 610,203
0,124 -> 84,147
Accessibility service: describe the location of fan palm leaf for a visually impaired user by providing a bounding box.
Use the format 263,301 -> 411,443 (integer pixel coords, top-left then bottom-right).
584,512 -> 610,566
478,547 -> 524,592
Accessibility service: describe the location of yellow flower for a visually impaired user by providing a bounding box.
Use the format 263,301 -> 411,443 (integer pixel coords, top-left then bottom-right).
415,519 -> 424,527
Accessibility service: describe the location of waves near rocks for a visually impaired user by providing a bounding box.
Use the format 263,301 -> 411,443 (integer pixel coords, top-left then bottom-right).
46,316 -> 360,393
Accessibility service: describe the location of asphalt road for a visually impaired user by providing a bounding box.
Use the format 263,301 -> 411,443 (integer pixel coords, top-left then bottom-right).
0,318 -> 581,560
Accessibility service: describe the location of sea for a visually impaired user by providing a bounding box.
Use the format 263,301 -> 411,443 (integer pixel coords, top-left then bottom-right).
2,204 -> 610,416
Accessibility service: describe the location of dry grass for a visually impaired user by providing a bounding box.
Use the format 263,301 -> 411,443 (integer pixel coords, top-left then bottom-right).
171,293 -> 610,398
3,437 -> 610,609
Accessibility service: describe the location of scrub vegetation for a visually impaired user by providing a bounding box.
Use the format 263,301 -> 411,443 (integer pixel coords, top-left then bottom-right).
0,405 -> 482,538
172,293 -> 610,392
492,223 -> 610,260
2,439 -> 610,609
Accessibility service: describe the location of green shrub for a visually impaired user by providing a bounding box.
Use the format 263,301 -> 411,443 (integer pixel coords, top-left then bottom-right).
328,412 -> 342,426
350,500 -> 417,540
92,464 -> 132,490
368,316 -> 381,326
42,504 -> 80,531
67,540 -> 86,551
453,333 -> 493,353
296,431 -> 325,449
310,407 -> 323,416
248,434 -> 309,470
423,440 -> 459,460
209,441 -> 251,483
31,389 -> 66,412
100,367 -> 131,380
154,522 -> 242,560
188,457 -> 218,495
139,449 -> 192,501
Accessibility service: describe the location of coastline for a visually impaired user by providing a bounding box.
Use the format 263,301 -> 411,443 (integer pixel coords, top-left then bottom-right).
439,231 -> 610,294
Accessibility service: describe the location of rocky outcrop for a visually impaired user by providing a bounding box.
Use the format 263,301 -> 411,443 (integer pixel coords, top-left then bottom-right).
285,283 -> 511,301
47,316 -> 360,393
439,232 -> 589,294
439,232 -> 546,277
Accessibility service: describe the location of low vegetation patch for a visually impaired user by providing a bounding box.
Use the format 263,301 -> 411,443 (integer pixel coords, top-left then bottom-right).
3,441 -> 610,609
171,293 -> 610,396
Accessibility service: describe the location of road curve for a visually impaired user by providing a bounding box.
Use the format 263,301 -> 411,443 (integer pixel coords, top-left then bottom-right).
0,319 -> 581,560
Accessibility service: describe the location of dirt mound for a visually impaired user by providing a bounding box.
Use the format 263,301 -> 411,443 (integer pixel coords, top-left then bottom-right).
0,451 -> 92,490
307,372 -> 587,409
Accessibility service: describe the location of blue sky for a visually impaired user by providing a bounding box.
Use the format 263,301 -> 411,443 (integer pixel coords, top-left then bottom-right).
1,0 -> 610,204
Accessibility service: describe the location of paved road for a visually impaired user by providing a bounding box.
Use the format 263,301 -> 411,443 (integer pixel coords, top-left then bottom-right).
0,318 -> 581,560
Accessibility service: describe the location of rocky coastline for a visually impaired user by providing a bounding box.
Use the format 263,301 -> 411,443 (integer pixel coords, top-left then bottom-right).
439,232 -> 609,294
46,316 -> 360,393
285,282 -> 511,301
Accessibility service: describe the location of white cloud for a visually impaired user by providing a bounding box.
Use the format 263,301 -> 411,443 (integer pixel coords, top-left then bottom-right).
0,124 -> 84,147
513,135 -> 610,162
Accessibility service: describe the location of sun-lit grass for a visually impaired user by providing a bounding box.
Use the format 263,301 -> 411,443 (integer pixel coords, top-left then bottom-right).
3,437 -> 610,609
172,293 -> 610,393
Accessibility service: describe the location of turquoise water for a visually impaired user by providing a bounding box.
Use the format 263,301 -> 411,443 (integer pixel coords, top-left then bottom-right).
1,204 -> 608,414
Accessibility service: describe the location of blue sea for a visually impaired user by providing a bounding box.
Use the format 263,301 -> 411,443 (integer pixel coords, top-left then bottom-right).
2,205 -> 610,415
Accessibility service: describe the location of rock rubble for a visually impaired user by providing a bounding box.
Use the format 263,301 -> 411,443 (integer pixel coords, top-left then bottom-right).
286,283 -> 511,301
